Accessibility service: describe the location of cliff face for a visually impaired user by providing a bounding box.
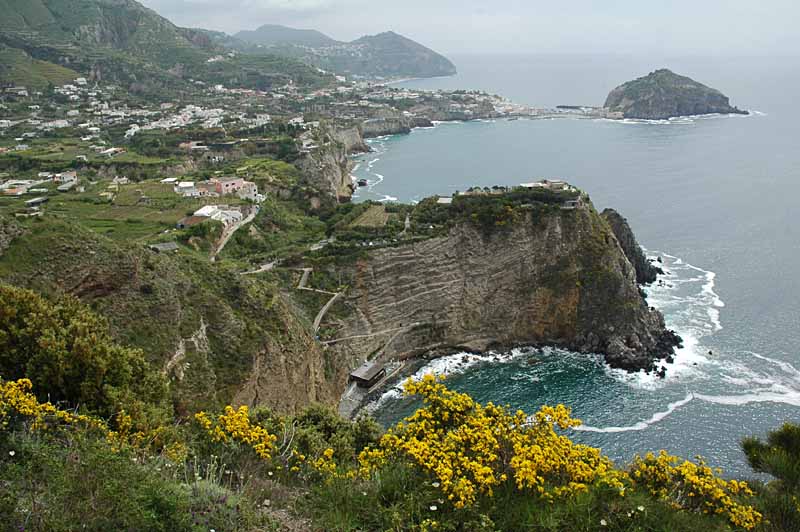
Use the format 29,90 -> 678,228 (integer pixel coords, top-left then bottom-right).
331,204 -> 679,371
296,127 -> 356,202
601,209 -> 662,284
604,69 -> 747,120
0,217 -> 347,414
358,117 -> 432,138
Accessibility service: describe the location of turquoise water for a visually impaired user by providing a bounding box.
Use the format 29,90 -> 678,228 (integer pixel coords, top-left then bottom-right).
352,54 -> 800,477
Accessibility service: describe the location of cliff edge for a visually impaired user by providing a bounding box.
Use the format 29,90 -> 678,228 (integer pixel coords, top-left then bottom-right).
330,195 -> 681,372
601,208 -> 663,284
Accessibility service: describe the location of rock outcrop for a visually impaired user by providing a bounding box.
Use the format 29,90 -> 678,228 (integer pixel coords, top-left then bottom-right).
296,127 -> 356,202
601,209 -> 662,284
331,202 -> 680,372
604,69 -> 748,120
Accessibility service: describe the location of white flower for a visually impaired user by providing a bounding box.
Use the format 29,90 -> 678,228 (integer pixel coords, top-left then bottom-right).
8,451 -> 15,457
429,505 -> 438,511
600,519 -> 607,526
431,482 -> 440,488
637,505 -> 645,512
268,471 -> 273,476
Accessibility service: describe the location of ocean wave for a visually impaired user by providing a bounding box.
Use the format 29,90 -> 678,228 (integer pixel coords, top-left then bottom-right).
603,252 -> 723,389
575,394 -> 695,433
610,111 -> 760,126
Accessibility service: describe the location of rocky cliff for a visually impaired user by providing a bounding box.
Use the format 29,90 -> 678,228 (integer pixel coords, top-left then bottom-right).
360,117 -> 434,139
601,209 -> 662,284
604,69 -> 747,120
296,126 -> 356,202
0,216 -> 349,414
330,202 -> 680,371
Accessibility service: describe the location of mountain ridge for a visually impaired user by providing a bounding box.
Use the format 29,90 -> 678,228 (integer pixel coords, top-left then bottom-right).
232,24 -> 457,79
0,0 -> 333,91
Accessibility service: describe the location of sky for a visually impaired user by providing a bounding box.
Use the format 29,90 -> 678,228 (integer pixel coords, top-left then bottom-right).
138,0 -> 800,56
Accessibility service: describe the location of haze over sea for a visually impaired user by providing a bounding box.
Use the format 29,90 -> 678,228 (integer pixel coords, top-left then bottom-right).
352,54 -> 800,477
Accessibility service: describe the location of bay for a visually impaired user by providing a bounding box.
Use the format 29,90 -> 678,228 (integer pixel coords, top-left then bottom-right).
353,54 -> 800,477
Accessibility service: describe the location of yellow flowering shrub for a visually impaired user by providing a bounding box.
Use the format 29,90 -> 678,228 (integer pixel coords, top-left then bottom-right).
195,405 -> 277,459
0,378 -> 103,431
106,411 -> 148,452
359,375 -> 629,509
631,450 -> 762,529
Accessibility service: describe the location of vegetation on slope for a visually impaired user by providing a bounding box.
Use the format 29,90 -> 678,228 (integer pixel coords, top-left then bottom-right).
2,310 -> 798,532
0,44 -> 78,89
0,0 -> 333,91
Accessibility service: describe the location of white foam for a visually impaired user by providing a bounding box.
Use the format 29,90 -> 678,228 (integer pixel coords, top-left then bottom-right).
696,391 -> 800,408
575,394 -> 695,433
367,349 -> 532,410
575,385 -> 800,433
612,112 -> 759,126
604,252 -> 723,389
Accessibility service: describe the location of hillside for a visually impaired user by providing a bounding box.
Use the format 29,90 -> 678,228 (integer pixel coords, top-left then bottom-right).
0,0 -> 332,91
604,68 -> 748,120
0,43 -> 79,87
233,25 -> 457,79
234,24 -> 338,48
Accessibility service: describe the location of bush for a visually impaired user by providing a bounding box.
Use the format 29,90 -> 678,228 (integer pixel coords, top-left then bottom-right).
0,284 -> 169,426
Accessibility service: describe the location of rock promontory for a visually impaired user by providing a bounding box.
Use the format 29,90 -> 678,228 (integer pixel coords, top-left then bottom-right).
601,208 -> 663,284
329,191 -> 681,372
604,69 -> 748,120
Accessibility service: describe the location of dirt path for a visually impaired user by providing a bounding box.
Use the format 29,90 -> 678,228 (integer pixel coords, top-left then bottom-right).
210,206 -> 259,262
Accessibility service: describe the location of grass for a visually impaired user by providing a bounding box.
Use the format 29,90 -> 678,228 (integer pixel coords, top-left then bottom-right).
350,204 -> 390,228
0,44 -> 78,89
0,177 -> 249,243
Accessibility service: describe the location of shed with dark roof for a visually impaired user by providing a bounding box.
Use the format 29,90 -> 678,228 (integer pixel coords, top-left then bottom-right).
349,361 -> 385,388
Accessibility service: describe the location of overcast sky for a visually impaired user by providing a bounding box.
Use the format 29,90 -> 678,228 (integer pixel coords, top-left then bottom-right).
138,0 -> 799,56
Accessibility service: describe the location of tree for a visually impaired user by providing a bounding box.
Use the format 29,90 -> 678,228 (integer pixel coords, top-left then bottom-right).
743,423 -> 800,490
743,423 -> 800,531
0,285 -> 168,425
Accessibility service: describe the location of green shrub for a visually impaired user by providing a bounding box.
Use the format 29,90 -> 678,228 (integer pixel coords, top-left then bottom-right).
0,284 -> 169,426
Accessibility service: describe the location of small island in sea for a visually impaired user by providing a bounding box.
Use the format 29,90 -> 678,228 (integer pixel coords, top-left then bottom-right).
604,68 -> 748,120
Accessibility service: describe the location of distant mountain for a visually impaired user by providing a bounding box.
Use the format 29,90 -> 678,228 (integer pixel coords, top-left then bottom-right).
233,25 -> 457,80
604,69 -> 747,120
0,0 -> 332,91
234,24 -> 338,48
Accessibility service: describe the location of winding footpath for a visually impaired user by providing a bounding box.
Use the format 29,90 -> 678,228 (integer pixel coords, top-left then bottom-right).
296,267 -> 343,334
210,206 -> 259,262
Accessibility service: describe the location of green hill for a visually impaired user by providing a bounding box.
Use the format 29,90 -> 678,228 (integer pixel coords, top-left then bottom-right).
233,25 -> 457,79
604,68 -> 748,119
234,24 -> 338,48
0,44 -> 78,88
0,0 -> 332,91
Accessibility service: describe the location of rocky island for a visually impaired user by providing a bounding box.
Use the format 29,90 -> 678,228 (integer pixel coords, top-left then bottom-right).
604,68 -> 748,120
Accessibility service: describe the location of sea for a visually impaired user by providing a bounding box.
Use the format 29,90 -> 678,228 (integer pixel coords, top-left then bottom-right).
350,54 -> 800,478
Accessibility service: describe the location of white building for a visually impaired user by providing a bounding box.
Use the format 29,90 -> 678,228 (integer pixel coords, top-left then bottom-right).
175,182 -> 198,197
193,205 -> 244,226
